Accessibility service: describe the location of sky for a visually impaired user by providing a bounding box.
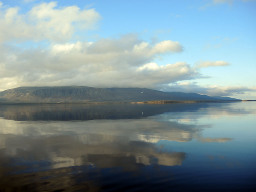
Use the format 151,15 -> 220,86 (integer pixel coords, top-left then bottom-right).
0,0 -> 255,99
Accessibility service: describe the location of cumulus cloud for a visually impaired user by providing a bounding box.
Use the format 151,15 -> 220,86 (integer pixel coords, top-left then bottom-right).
151,40 -> 183,54
196,61 -> 229,68
0,1 -> 100,42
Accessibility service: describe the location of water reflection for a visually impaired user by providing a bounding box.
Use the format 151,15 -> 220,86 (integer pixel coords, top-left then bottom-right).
0,131 -> 186,168
0,102 -> 255,191
0,119 -> 189,191
0,103 -> 222,121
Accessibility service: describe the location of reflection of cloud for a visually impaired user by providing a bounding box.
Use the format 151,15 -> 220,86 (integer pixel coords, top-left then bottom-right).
198,138 -> 232,143
0,102 -> 247,191
0,151 -> 100,192
51,156 -> 83,169
0,118 -> 198,143
155,102 -> 256,123
0,104 -> 205,144
178,119 -> 192,123
1,102 -> 248,150
0,132 -> 186,170
0,109 -> 199,179
0,103 -> 236,174
0,104 -> 197,173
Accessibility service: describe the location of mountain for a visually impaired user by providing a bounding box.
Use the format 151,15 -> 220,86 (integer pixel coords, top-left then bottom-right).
0,86 -> 239,103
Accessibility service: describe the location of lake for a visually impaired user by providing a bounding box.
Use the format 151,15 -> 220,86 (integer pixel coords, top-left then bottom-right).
0,102 -> 255,191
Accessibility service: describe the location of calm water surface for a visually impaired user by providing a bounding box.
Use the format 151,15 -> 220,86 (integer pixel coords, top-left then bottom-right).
0,102 -> 255,191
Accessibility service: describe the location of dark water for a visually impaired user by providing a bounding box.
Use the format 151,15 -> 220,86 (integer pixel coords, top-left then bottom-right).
0,102 -> 255,191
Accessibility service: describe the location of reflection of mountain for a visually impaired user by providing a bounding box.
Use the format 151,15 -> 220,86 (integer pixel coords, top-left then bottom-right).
0,103 -> 218,121
1,102 -> 253,122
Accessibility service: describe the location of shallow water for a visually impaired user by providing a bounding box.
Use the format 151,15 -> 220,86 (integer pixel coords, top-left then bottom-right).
0,102 -> 255,191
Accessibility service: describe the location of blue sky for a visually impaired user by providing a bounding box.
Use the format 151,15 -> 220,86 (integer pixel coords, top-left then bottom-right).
0,0 -> 255,99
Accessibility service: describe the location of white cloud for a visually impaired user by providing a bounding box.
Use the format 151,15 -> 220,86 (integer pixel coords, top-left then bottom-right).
137,63 -> 160,71
196,61 -> 229,68
51,42 -> 83,54
0,2 -> 100,42
151,40 -> 183,54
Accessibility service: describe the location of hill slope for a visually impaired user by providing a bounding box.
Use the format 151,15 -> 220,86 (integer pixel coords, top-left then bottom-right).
0,86 -> 239,103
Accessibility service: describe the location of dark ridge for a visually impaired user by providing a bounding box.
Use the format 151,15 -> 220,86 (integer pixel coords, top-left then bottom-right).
0,86 -> 240,103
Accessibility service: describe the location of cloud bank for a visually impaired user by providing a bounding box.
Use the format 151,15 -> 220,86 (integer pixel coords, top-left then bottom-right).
0,2 -> 200,91
0,34 -> 197,90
